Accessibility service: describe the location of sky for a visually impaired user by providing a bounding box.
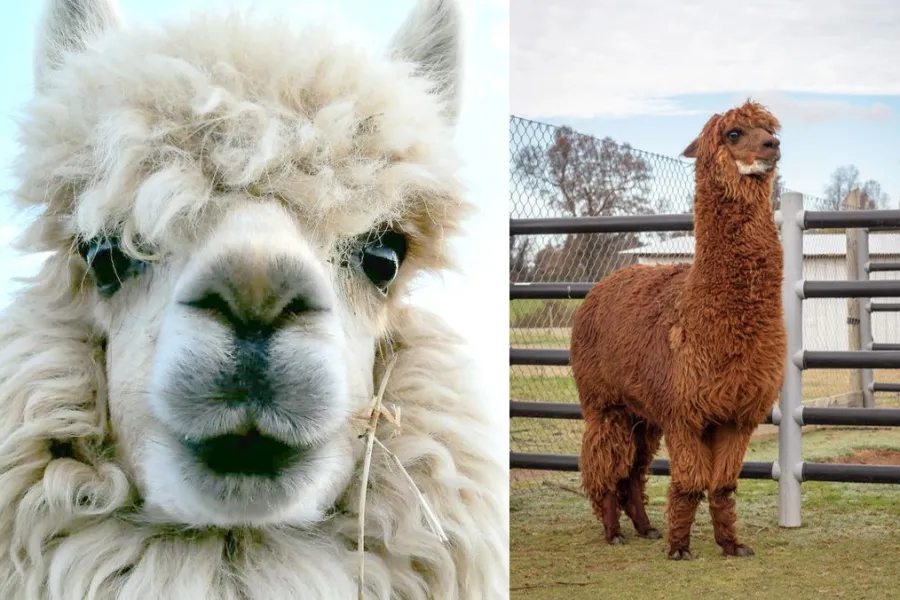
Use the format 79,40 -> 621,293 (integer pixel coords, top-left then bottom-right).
0,0 -> 510,456
511,0 -> 900,207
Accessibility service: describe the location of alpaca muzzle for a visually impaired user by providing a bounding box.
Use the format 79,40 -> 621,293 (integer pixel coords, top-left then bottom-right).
758,149 -> 780,165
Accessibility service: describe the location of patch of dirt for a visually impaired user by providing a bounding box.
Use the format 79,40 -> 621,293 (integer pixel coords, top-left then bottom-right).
821,448 -> 900,466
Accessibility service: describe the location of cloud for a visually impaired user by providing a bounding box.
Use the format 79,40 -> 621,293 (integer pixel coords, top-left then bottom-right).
511,0 -> 900,119
740,92 -> 895,124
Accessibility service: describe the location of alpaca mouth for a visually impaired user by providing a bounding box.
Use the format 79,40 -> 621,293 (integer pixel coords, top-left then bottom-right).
181,428 -> 310,477
737,158 -> 777,177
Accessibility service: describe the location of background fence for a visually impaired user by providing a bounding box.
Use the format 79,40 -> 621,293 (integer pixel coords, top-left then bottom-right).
508,115 -> 900,502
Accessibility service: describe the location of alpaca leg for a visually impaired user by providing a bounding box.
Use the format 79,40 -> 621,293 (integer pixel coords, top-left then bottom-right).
617,421 -> 662,539
664,428 -> 712,560
581,408 -> 635,545
708,424 -> 756,557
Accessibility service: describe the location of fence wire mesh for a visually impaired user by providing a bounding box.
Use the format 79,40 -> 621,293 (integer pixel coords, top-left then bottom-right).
508,115 -> 900,499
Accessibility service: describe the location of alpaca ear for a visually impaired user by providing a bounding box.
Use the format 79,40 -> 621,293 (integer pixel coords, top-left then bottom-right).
34,0 -> 123,90
682,114 -> 722,158
388,0 -> 463,125
681,139 -> 699,159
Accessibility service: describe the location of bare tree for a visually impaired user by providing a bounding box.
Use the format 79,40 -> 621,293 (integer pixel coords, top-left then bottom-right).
509,236 -> 532,283
512,126 -> 663,281
515,126 -> 660,218
820,165 -> 890,210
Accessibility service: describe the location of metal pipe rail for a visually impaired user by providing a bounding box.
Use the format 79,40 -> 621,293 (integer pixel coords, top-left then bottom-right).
510,401 -> 582,419
795,351 -> 900,369
799,464 -> 900,484
800,280 -> 900,298
509,402 -> 900,427
510,283 -> 592,300
509,453 -> 775,479
510,212 -> 788,236
869,303 -> 900,312
510,280 -> 900,301
509,453 -> 900,484
802,209 -> 900,229
867,261 -> 900,273
509,348 -> 569,366
870,343 -> 900,351
509,214 -> 694,236
511,348 -> 900,370
874,383 -> 900,393
800,407 -> 900,427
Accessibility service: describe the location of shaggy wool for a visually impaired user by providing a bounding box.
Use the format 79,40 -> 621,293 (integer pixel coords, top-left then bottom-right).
570,101 -> 787,559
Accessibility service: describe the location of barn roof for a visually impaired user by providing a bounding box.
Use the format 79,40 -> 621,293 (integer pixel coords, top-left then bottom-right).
621,233 -> 900,257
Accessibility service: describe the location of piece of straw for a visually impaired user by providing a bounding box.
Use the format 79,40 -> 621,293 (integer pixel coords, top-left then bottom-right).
357,354 -> 398,600
355,358 -> 448,599
372,436 -> 448,543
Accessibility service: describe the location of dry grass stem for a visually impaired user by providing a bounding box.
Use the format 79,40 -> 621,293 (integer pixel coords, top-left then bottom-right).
357,353 -> 398,599
355,354 -> 448,598
373,436 -> 448,543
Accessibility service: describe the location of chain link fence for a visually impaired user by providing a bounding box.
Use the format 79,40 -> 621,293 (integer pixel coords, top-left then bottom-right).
508,115 -> 900,500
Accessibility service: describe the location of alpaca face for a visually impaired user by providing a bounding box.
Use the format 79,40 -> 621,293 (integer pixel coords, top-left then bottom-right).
90,201 -> 384,527
681,101 -> 782,180
23,0 -> 466,527
725,126 -> 781,176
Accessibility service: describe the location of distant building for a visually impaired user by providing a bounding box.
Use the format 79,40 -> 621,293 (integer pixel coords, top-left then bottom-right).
621,233 -> 900,352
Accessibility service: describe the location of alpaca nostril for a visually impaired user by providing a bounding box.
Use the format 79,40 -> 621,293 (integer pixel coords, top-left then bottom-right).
181,250 -> 333,331
279,293 -> 319,319
182,287 -> 326,331
184,291 -> 240,327
763,137 -> 780,150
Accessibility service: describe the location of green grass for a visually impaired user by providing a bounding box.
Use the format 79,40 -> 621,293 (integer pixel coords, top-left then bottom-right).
511,375 -> 577,400
510,299 -> 581,328
509,299 -> 545,325
511,428 -> 900,599
510,332 -> 571,348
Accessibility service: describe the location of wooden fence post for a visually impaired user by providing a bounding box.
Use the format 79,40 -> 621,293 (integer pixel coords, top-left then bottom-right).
846,189 -> 864,407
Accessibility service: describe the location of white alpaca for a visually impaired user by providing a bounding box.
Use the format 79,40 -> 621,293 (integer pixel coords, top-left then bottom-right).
0,1 -> 508,598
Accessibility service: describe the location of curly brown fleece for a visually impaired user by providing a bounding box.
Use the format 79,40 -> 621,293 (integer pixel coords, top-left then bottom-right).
570,101 -> 787,560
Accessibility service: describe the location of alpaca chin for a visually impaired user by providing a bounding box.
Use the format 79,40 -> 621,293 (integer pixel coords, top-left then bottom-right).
736,159 -> 776,176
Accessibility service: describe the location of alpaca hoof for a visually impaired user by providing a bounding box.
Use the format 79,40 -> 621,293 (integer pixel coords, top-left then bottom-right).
723,544 -> 755,557
668,549 -> 693,561
639,528 -> 662,540
608,534 -> 626,545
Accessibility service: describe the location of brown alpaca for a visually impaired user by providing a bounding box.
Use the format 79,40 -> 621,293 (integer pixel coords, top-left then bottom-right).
570,101 -> 787,560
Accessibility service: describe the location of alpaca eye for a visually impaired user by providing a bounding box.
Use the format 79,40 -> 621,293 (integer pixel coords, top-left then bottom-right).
727,129 -> 742,142
351,230 -> 408,294
79,238 -> 146,297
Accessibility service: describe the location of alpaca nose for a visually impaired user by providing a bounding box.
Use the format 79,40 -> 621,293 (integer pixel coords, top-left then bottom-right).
762,135 -> 780,149
178,202 -> 335,334
180,259 -> 333,403
183,282 -> 324,337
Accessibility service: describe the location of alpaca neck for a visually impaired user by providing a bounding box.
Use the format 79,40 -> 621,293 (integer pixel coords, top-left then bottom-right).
686,174 -> 783,324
